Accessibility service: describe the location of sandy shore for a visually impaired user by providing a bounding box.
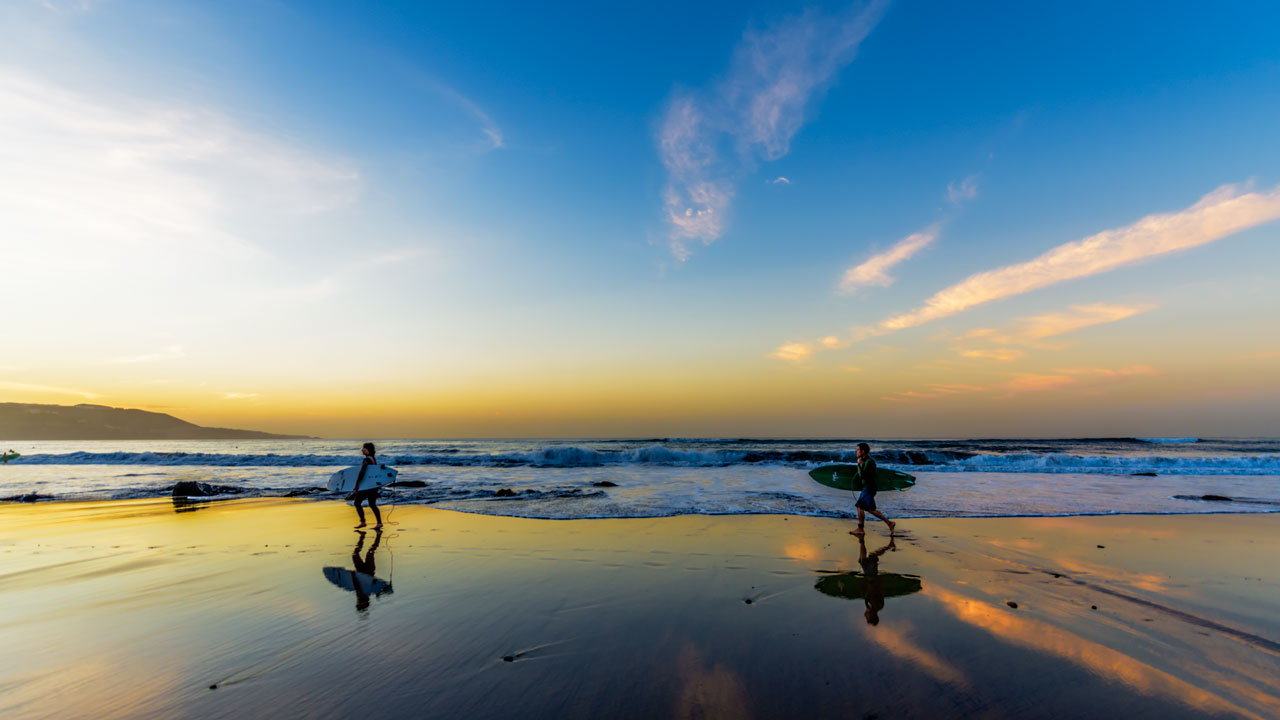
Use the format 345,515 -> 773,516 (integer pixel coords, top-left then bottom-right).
1,500 -> 1276,719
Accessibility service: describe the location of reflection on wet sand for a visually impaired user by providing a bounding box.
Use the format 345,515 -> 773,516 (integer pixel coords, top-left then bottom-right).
813,537 -> 921,625
925,585 -> 1278,719
674,643 -> 751,720
322,529 -> 394,613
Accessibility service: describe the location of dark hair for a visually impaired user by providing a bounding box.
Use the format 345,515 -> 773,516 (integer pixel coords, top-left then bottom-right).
362,442 -> 376,455
857,442 -> 870,453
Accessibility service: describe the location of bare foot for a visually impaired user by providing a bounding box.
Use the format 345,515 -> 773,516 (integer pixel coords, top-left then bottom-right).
887,520 -> 896,535
851,526 -> 866,536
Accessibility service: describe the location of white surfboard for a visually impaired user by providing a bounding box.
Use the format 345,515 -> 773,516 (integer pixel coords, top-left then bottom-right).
328,463 -> 398,493
323,567 -> 393,597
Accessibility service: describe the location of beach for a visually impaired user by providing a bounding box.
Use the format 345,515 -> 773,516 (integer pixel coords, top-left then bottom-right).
2,499 -> 1276,719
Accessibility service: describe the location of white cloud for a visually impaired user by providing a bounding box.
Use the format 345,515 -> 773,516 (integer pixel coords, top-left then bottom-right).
953,302 -> 1156,360
222,392 -> 259,400
658,1 -> 887,259
945,175 -> 979,205
881,183 -> 1280,331
838,226 -> 939,293
770,176 -> 791,185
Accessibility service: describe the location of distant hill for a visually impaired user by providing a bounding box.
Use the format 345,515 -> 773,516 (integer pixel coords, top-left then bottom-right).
0,403 -> 312,440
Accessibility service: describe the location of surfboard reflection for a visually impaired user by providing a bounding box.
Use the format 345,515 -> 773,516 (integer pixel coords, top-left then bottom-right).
814,537 -> 921,625
323,528 -> 394,613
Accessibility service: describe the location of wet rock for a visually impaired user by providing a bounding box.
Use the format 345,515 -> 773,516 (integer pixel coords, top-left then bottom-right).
2,493 -> 54,502
388,480 -> 428,488
502,655 -> 515,662
171,481 -> 245,498
494,488 -> 517,498
1129,472 -> 1157,476
1091,605 -> 1098,610
744,598 -> 753,605
1200,494 -> 1232,502
1006,601 -> 1018,609
592,481 -> 618,487
1096,545 -> 1106,549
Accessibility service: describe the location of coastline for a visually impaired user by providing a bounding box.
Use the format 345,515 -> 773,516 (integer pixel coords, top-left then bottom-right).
1,499 -> 1277,719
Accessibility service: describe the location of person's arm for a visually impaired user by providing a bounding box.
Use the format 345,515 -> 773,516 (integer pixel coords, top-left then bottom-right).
354,456 -> 373,491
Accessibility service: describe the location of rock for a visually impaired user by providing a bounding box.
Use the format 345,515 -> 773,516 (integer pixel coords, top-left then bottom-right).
1006,601 -> 1018,609
502,655 -> 515,662
2,493 -> 54,502
1130,472 -> 1158,476
494,488 -> 517,498
388,480 -> 428,488
744,598 -> 753,605
171,481 -> 245,498
1091,605 -> 1098,610
1200,494 -> 1232,502
1096,545 -> 1105,549
592,481 -> 618,487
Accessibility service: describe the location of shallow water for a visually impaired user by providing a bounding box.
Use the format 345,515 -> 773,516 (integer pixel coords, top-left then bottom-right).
2,438 -> 1278,518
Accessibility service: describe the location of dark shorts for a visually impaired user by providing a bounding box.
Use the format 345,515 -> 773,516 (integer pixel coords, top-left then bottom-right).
855,490 -> 876,512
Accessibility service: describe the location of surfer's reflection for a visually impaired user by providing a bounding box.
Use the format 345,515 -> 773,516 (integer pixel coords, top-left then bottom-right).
323,528 -> 394,613
813,536 -> 921,625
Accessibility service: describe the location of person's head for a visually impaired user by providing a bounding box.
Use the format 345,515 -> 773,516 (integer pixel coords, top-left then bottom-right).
362,442 -> 376,457
856,442 -> 870,459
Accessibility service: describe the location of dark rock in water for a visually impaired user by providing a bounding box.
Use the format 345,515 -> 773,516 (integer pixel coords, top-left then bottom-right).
284,487 -> 326,497
1200,494 -> 1232,502
388,480 -> 428,488
744,598 -> 753,605
1006,601 -> 1018,609
494,488 -> 517,498
1130,472 -> 1158,476
1091,605 -> 1098,610
502,655 -> 515,662
1096,545 -> 1105,549
592,481 -> 618,487
171,481 -> 245,498
2,493 -> 54,502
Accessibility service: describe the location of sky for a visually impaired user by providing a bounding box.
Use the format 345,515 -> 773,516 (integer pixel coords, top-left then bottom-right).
1,0 -> 1279,438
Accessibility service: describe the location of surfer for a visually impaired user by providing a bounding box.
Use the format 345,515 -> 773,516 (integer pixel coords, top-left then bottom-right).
851,442 -> 896,536
351,442 -> 384,529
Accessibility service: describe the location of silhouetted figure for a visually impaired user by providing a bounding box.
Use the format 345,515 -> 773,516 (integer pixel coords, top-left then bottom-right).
351,442 -> 383,529
352,528 -> 382,612
859,534 -> 895,625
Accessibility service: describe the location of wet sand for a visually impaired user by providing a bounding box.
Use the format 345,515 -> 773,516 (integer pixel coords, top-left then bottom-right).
0,500 -> 1276,719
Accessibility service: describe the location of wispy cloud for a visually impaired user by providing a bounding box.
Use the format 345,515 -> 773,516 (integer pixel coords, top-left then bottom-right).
770,341 -> 815,362
954,302 -> 1156,360
770,176 -> 791,185
0,68 -> 361,260
945,175 -> 979,205
838,225 -> 939,294
222,392 -> 259,400
658,1 -> 886,259
780,183 -> 1280,360
882,183 -> 1280,331
0,380 -> 99,399
110,345 -> 185,364
998,365 -> 1157,396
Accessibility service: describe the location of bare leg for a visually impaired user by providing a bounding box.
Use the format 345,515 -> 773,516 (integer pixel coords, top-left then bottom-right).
852,507 -> 866,535
868,509 -> 895,535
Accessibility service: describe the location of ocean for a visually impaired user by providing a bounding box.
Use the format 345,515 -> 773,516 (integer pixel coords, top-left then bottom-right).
2,437 -> 1278,519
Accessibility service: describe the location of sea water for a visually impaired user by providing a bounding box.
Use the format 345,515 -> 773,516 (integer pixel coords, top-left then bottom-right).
1,437 -> 1277,519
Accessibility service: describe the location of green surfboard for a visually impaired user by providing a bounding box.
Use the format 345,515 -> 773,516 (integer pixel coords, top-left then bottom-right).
808,464 -> 915,492
814,571 -> 923,600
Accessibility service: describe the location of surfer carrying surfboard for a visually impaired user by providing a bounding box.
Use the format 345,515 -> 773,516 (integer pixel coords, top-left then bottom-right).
351,442 -> 384,529
851,443 -> 896,537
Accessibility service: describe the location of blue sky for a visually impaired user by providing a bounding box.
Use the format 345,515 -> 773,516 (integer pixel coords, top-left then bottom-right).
2,0 -> 1279,436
